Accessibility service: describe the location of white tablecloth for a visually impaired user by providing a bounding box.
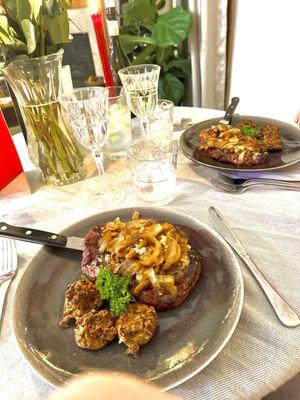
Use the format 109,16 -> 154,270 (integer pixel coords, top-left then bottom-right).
1,107 -> 300,400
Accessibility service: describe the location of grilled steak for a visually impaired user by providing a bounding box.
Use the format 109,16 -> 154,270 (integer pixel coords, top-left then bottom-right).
81,224 -> 201,311
135,250 -> 201,310
74,309 -> 117,350
116,303 -> 157,355
59,280 -> 102,327
199,123 -> 269,167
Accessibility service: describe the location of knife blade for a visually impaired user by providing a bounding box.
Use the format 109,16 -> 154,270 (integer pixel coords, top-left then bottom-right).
0,222 -> 83,251
208,206 -> 300,328
208,206 -> 247,257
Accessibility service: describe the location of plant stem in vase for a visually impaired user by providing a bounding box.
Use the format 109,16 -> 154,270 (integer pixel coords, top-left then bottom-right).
2,50 -> 85,186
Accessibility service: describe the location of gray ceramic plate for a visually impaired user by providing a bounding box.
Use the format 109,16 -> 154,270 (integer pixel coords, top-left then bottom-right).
13,207 -> 244,390
179,115 -> 300,171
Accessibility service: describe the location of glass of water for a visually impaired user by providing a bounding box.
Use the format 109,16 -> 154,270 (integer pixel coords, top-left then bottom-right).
126,139 -> 178,205
148,99 -> 174,139
59,87 -> 124,208
105,86 -> 131,160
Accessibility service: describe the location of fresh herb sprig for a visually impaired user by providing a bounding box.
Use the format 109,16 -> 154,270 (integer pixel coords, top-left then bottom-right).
95,268 -> 132,316
0,0 -> 73,65
240,124 -> 261,139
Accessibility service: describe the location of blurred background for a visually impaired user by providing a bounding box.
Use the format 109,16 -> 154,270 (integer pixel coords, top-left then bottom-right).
1,0 -> 299,130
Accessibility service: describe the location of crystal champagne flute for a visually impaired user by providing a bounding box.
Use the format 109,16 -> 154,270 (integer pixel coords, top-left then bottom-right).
118,64 -> 160,137
59,87 -> 124,208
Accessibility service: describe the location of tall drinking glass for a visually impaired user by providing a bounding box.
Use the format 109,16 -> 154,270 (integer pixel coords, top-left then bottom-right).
118,64 -> 160,137
59,87 -> 124,208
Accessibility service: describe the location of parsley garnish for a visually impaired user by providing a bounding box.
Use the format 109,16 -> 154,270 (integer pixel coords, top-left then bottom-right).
240,124 -> 261,139
95,268 -> 132,316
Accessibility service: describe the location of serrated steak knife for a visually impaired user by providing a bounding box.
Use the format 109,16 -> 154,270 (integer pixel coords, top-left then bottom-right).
0,222 -> 83,251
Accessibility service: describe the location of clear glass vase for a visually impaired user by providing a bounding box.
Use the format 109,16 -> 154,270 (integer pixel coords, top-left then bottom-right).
2,50 -> 85,186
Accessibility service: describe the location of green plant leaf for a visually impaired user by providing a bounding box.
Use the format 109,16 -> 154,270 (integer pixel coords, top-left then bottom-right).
152,6 -> 191,47
132,44 -> 155,65
156,0 -> 166,10
1,42 -> 28,65
160,73 -> 184,105
0,15 -> 12,44
156,46 -> 174,66
2,0 -> 18,20
42,0 -> 62,16
46,9 -> 69,45
158,77 -> 166,99
119,34 -> 154,46
15,0 -> 41,22
119,33 -> 154,53
122,0 -> 157,29
16,0 -> 32,22
165,58 -> 191,75
45,44 -> 60,54
21,19 -> 37,54
32,0 -> 42,20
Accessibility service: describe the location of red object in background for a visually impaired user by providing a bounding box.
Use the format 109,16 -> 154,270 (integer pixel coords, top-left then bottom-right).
0,109 -> 23,190
91,13 -> 114,87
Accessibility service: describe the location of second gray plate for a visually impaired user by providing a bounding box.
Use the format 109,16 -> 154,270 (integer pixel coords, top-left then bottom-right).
179,115 -> 300,171
13,207 -> 244,390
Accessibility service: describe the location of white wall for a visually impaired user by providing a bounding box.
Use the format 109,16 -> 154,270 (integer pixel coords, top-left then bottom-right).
228,0 -> 300,123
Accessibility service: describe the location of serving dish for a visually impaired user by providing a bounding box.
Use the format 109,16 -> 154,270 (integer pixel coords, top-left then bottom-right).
179,115 -> 300,171
13,207 -> 244,390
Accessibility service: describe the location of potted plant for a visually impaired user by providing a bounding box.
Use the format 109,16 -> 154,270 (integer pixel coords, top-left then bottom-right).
119,1 -> 191,105
0,0 -> 85,186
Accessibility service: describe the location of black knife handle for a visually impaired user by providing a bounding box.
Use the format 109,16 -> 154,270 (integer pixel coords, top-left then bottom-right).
0,222 -> 67,247
223,97 -> 240,124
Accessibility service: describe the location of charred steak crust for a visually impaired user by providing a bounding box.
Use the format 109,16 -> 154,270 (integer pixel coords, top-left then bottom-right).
204,147 -> 269,167
134,250 -> 201,310
81,224 -> 201,311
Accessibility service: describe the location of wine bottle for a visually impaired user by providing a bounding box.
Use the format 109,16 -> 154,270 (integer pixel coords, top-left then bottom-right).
105,0 -> 129,86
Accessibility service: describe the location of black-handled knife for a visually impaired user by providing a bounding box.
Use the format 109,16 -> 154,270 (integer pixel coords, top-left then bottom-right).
219,97 -> 239,125
0,222 -> 83,251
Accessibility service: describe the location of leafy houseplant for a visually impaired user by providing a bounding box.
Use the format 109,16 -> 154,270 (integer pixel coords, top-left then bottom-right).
0,0 -> 85,186
119,1 -> 191,105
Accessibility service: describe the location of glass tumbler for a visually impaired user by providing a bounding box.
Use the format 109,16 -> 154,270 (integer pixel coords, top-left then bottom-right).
105,86 -> 132,160
148,99 -> 174,139
126,139 -> 178,205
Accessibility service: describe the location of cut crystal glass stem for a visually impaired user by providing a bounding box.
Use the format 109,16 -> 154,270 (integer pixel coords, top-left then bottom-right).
92,148 -> 108,193
141,117 -> 150,137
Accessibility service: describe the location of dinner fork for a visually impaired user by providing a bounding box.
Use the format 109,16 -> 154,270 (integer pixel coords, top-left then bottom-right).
0,239 -> 17,324
212,173 -> 300,193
